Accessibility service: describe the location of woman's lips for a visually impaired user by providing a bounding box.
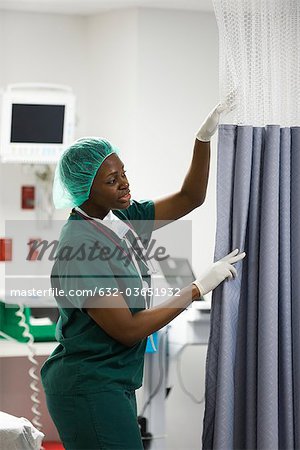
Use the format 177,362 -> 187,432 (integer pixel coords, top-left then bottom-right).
119,192 -> 131,202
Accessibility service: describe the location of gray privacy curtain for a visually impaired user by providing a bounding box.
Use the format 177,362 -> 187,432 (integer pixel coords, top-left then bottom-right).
202,124 -> 300,450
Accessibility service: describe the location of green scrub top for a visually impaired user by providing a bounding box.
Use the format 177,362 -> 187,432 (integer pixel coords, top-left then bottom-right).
40,199 -> 155,395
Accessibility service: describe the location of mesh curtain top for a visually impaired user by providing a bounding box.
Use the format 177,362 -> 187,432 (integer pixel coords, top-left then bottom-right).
213,0 -> 300,127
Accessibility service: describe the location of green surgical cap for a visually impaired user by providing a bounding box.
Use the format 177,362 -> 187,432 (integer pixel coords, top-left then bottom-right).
53,137 -> 119,209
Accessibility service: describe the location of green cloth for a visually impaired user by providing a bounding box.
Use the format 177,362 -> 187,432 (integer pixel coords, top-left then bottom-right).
45,388 -> 143,449
40,199 -> 155,395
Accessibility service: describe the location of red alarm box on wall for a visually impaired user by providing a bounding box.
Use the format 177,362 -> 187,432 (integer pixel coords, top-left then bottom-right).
21,185 -> 35,209
0,238 -> 12,261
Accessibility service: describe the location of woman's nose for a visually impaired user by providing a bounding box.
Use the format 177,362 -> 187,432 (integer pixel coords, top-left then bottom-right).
120,179 -> 129,189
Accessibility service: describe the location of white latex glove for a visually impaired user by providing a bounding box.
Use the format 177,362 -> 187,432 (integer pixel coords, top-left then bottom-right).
193,249 -> 246,296
196,89 -> 238,142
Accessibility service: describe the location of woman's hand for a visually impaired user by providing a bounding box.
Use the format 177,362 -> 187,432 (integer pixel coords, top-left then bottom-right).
192,249 -> 246,297
196,89 -> 238,142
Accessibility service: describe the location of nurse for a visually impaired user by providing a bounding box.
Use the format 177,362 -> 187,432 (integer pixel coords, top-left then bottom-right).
41,100 -> 245,450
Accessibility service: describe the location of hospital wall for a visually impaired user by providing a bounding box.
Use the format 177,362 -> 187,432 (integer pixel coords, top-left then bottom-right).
0,7 -> 219,449
85,8 -> 219,279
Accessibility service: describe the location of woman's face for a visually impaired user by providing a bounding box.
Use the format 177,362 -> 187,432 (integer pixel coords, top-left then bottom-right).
88,153 -> 131,210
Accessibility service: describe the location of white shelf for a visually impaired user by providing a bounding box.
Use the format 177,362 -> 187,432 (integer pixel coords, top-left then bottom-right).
0,340 -> 58,357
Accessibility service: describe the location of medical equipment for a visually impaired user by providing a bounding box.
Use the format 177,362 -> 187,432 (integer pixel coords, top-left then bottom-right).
0,301 -> 58,342
14,305 -> 44,432
33,164 -> 56,223
53,137 -> 119,209
0,83 -> 75,163
158,256 -> 204,300
0,303 -> 50,439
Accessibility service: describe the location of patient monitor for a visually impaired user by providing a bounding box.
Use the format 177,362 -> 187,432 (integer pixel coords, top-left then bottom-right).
0,83 -> 75,163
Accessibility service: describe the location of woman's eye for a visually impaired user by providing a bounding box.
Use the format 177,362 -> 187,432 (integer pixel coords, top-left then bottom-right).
122,171 -> 127,177
107,179 -> 115,185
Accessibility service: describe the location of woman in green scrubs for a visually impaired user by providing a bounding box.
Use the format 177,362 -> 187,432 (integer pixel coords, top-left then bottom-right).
41,101 -> 245,449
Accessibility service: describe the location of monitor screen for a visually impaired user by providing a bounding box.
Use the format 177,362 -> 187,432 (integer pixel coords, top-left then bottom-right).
10,104 -> 65,144
159,257 -> 204,300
